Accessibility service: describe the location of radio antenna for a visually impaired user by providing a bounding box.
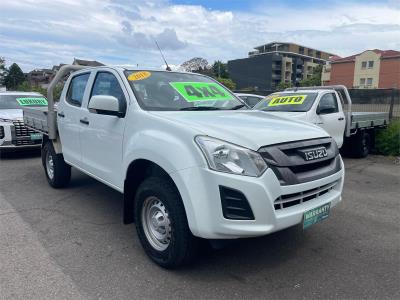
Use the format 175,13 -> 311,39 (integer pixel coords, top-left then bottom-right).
155,40 -> 171,71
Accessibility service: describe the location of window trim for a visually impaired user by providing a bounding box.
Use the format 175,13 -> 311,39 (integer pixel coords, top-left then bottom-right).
88,71 -> 127,117
66,72 -> 91,107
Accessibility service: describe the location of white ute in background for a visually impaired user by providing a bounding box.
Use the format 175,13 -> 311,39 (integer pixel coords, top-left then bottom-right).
23,65 -> 345,268
0,91 -> 44,156
253,86 -> 389,158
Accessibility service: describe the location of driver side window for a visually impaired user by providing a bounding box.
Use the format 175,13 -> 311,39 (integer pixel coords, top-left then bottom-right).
318,93 -> 338,114
89,72 -> 126,112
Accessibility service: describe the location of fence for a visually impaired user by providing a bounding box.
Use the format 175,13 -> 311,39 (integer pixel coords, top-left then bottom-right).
234,88 -> 400,120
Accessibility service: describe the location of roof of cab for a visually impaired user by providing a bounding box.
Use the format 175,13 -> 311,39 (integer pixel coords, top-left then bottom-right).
0,91 -> 43,95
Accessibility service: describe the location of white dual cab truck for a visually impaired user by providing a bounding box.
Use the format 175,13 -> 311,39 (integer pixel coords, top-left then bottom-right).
0,92 -> 44,155
23,65 -> 344,268
253,86 -> 389,158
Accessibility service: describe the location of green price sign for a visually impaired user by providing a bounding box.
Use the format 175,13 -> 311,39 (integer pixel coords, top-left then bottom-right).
16,97 -> 48,106
170,82 -> 234,102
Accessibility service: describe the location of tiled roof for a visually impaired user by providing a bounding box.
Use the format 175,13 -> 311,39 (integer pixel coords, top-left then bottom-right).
332,49 -> 400,63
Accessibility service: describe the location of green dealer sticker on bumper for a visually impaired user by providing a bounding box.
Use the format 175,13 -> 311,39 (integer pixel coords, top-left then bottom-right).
170,82 -> 234,102
303,202 -> 331,229
16,97 -> 48,106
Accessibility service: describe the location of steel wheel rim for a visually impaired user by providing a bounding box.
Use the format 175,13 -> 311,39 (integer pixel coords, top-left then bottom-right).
46,151 -> 54,180
141,196 -> 171,251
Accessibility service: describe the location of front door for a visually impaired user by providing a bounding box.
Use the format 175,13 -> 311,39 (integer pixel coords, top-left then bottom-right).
80,70 -> 128,189
315,92 -> 346,147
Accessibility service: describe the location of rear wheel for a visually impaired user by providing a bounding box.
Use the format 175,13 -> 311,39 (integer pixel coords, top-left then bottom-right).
350,131 -> 371,158
134,176 -> 198,268
42,142 -> 71,188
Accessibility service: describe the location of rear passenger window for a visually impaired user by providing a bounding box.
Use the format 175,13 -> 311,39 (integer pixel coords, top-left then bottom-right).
66,73 -> 90,107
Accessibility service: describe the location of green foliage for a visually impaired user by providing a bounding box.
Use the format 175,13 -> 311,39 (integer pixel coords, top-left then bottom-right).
5,63 -> 25,90
216,77 -> 236,90
16,81 -> 64,101
0,57 -> 7,86
276,81 -> 292,91
299,65 -> 322,87
212,61 -> 229,79
375,120 -> 400,156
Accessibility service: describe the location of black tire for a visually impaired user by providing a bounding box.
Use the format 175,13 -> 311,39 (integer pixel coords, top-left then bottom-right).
350,131 -> 371,158
134,176 -> 198,268
41,141 -> 71,188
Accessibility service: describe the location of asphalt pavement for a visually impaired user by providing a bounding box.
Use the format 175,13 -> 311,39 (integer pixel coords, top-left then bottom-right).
0,151 -> 399,299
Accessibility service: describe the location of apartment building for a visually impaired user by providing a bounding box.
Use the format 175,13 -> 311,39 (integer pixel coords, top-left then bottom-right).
228,42 -> 335,90
324,49 -> 400,88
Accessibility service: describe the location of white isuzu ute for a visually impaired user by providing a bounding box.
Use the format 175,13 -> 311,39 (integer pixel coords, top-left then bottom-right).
253,86 -> 389,158
0,91 -> 44,155
23,65 -> 344,268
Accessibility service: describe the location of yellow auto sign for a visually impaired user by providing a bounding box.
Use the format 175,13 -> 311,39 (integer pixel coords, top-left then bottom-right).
268,95 -> 307,106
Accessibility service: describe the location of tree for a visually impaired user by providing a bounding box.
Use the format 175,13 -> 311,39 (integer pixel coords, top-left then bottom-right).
0,57 -> 7,87
299,65 -> 322,87
212,61 -> 229,78
180,57 -> 210,72
276,81 -> 292,91
5,63 -> 25,90
216,77 -> 236,90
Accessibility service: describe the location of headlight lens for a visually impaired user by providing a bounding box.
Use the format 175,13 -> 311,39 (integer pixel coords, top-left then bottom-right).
195,136 -> 267,177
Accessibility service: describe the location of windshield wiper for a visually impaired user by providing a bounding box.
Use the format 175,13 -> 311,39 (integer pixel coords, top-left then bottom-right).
180,106 -> 221,111
230,104 -> 246,110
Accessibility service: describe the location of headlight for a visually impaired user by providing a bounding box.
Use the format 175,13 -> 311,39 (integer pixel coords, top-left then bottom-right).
195,136 -> 267,177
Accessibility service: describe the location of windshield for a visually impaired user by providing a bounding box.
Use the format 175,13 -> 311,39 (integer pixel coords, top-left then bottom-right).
0,94 -> 47,109
253,92 -> 318,112
124,70 -> 245,111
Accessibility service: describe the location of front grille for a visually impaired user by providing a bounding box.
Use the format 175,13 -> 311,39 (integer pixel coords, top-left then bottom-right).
14,139 -> 40,146
219,186 -> 254,220
12,120 -> 36,137
258,137 -> 341,185
0,126 -> 4,139
274,181 -> 338,210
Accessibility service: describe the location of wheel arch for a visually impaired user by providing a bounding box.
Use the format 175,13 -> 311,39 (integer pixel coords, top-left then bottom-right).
123,159 -> 184,225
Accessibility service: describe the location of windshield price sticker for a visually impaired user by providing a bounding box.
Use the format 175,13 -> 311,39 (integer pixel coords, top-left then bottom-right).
16,97 -> 48,106
170,82 -> 234,102
268,95 -> 307,107
128,71 -> 152,81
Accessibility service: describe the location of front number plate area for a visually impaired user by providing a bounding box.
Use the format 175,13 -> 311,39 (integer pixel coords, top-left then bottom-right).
303,202 -> 331,229
30,133 -> 43,140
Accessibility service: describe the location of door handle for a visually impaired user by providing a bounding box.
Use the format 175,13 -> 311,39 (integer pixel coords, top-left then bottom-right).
316,122 -> 324,125
57,112 -> 65,118
80,118 -> 89,125
338,117 -> 344,121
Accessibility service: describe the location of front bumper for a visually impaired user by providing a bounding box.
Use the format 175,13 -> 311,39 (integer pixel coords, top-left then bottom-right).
0,122 -> 42,151
171,157 -> 344,239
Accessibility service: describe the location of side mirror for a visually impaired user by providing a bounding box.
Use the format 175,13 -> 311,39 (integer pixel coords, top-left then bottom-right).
317,106 -> 336,115
88,95 -> 124,117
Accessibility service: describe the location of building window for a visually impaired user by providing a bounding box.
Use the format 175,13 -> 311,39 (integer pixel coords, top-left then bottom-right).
360,78 -> 366,85
368,61 -> 374,68
316,51 -> 321,58
361,61 -> 367,69
367,78 -> 373,85
299,47 -> 304,54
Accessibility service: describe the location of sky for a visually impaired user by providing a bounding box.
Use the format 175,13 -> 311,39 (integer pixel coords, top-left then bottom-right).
0,0 -> 399,72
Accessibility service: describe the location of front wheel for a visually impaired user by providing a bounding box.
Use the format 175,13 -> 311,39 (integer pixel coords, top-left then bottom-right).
134,176 -> 198,268
42,142 -> 71,188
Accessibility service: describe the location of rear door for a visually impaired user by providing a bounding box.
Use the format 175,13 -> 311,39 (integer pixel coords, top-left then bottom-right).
57,72 -> 91,165
79,70 -> 128,189
314,92 -> 346,147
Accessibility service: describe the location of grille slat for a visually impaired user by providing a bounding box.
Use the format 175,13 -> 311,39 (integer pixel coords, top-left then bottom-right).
274,181 -> 338,210
12,120 -> 36,137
